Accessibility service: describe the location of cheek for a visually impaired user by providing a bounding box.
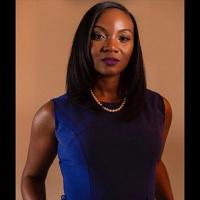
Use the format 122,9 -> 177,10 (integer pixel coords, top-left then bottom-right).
123,45 -> 133,61
128,43 -> 134,55
91,42 -> 101,61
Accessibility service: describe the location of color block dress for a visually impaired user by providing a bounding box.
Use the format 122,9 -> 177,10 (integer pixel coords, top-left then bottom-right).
52,89 -> 165,200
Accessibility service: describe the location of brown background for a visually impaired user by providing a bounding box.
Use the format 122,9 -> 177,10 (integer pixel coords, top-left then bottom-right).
16,0 -> 184,199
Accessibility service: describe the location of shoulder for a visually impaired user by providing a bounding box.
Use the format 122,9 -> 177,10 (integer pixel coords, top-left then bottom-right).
51,93 -> 71,110
163,97 -> 172,116
34,100 -> 54,121
51,93 -> 68,103
146,89 -> 172,122
145,89 -> 164,106
31,100 -> 55,137
145,89 -> 165,111
146,88 -> 171,107
145,88 -> 163,99
162,97 -> 172,131
32,93 -> 69,132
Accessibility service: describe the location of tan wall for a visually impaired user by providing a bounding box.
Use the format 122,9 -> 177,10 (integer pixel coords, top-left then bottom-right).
16,0 -> 184,199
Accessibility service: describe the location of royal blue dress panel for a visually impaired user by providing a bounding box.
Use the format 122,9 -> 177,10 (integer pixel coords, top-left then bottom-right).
52,89 -> 165,200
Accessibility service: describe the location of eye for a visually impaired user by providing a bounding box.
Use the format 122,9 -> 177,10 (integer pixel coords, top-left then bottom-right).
91,32 -> 106,41
119,35 -> 130,43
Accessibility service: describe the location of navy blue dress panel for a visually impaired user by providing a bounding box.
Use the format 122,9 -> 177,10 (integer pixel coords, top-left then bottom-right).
52,89 -> 165,200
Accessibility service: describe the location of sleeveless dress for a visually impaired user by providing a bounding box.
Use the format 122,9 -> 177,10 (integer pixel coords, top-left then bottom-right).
52,89 -> 165,200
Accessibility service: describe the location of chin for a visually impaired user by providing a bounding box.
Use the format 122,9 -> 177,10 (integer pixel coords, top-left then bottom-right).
98,68 -> 125,77
97,72 -> 121,78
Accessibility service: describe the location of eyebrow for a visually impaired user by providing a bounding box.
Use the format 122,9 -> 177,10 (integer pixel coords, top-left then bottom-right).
94,25 -> 133,34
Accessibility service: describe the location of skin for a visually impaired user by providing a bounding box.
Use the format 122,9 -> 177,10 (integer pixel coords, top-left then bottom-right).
21,8 -> 174,200
21,102 -> 57,200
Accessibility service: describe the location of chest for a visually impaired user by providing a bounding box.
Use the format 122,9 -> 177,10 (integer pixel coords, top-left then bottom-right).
56,109 -> 163,168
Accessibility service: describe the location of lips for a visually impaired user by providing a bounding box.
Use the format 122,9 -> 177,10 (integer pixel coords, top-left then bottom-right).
102,57 -> 119,66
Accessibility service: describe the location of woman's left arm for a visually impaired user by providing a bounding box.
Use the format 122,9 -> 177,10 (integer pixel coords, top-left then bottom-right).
155,97 -> 174,200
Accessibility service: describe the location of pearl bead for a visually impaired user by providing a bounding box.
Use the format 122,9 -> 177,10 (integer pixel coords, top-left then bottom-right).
90,89 -> 126,113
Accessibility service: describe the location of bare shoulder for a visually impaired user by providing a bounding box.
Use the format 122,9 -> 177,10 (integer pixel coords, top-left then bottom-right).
163,97 -> 172,116
31,100 -> 55,138
22,101 -> 57,180
162,97 -> 172,124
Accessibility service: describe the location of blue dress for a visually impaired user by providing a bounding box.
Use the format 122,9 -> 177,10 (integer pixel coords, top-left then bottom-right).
52,89 -> 165,200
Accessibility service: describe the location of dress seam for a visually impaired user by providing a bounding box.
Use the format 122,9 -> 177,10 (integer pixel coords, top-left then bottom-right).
70,129 -> 93,200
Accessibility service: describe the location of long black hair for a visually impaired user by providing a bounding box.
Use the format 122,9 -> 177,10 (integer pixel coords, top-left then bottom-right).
66,1 -> 147,120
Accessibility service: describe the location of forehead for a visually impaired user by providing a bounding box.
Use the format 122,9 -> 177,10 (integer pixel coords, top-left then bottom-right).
95,8 -> 134,30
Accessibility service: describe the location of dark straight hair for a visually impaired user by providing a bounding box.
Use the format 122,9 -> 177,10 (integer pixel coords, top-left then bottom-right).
66,1 -> 147,120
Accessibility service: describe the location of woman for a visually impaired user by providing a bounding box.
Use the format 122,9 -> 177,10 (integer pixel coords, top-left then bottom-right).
21,1 -> 174,200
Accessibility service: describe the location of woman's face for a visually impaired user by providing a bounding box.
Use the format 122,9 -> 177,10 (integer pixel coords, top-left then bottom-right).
91,8 -> 134,77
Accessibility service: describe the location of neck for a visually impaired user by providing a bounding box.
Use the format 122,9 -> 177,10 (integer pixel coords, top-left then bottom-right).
92,76 -> 122,103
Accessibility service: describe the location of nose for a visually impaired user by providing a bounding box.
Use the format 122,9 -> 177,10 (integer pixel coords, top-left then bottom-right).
101,38 -> 119,53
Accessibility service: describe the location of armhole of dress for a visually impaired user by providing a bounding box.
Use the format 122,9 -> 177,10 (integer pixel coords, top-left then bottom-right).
156,94 -> 166,161
50,99 -> 58,138
158,94 -> 165,128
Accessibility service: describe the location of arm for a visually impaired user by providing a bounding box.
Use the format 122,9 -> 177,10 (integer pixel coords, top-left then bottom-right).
155,97 -> 174,200
21,101 -> 57,200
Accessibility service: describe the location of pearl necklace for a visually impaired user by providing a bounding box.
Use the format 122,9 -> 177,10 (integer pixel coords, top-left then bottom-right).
90,89 -> 126,113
